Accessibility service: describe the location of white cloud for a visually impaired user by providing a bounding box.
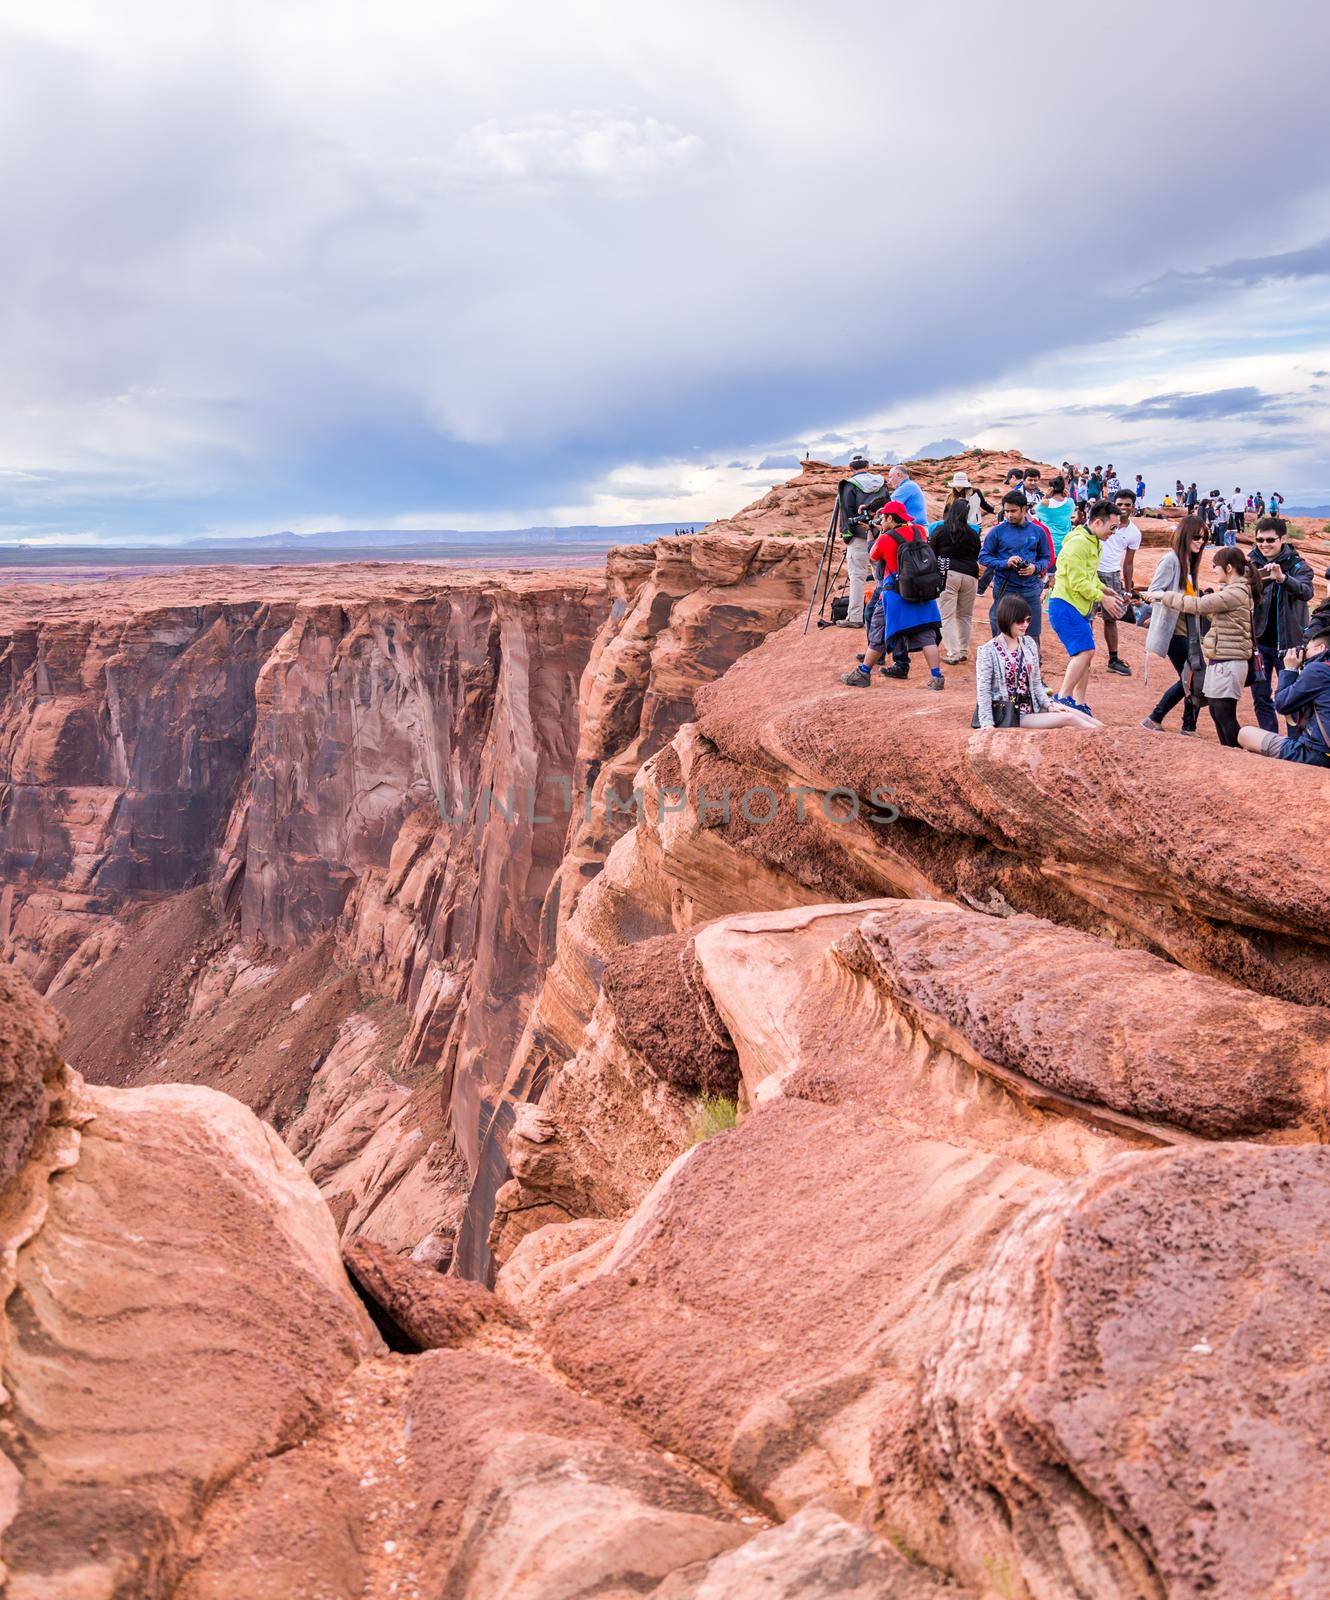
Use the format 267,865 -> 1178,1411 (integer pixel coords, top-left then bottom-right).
0,0 -> 1328,537
452,111 -> 704,185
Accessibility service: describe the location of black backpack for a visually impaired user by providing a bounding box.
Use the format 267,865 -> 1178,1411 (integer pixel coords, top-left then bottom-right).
895,531 -> 946,603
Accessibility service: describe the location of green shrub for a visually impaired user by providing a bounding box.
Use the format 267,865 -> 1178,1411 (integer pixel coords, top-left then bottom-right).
690,1094 -> 738,1144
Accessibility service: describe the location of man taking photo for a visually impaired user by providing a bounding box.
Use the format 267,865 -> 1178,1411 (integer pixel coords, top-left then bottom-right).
1248,516 -> 1314,733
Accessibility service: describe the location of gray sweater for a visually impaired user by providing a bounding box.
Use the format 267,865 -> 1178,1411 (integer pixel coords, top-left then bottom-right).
1145,548 -> 1186,658
974,635 -> 1052,727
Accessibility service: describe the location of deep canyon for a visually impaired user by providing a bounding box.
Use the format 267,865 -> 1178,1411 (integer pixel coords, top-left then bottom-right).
3,451 -> 1329,1599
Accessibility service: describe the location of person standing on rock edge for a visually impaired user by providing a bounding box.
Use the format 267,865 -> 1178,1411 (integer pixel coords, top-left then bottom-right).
1230,487 -> 1246,536
834,455 -> 887,628
1211,493 -> 1231,547
944,469 -> 994,531
1248,516 -> 1314,734
929,495 -> 981,664
840,501 -> 946,690
1151,545 -> 1260,747
1037,475 -> 1075,558
1096,490 -> 1142,675
978,491 -> 1049,643
1141,516 -> 1208,736
886,463 -> 927,527
1047,500 -> 1125,714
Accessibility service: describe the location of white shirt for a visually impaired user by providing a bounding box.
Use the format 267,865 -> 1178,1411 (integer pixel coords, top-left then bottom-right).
848,471 -> 885,493
1230,495 -> 1244,514
1096,519 -> 1142,575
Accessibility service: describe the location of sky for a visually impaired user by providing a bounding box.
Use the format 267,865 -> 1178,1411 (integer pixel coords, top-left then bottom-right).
1,0 -> 1328,544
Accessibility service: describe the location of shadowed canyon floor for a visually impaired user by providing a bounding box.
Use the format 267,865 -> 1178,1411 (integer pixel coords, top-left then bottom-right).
4,452 -> 1330,1596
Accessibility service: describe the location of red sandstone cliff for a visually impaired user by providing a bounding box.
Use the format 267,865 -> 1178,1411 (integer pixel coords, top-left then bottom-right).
0,566 -> 607,1254
5,454 -> 1330,1597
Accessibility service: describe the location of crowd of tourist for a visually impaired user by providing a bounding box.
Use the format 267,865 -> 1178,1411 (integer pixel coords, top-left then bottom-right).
832,457 -> 1330,770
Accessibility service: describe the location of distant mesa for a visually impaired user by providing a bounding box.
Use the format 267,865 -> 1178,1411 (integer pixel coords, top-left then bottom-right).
911,436 -> 968,460
0,521 -> 710,568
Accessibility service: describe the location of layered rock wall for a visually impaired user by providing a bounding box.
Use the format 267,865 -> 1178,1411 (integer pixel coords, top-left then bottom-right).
0,568 -> 605,1250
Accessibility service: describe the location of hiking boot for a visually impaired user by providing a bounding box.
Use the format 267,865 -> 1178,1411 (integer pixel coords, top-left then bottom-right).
879,663 -> 910,680
1106,657 -> 1132,676
840,669 -> 872,687
1140,716 -> 1165,732
834,617 -> 864,628
1180,724 -> 1199,736
924,674 -> 945,691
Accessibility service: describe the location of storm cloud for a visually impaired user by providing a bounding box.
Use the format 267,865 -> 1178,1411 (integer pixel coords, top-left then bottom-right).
0,0 -> 1328,538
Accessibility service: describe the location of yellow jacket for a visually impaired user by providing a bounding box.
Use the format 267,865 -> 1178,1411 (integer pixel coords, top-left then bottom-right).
1050,526 -> 1105,616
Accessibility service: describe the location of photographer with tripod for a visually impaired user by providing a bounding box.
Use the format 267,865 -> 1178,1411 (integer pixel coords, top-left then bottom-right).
834,455 -> 887,628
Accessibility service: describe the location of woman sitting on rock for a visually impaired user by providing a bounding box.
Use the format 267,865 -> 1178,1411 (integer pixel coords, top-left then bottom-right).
974,595 -> 1103,729
1151,545 -> 1260,747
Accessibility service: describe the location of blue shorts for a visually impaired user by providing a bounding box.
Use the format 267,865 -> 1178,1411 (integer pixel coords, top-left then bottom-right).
1048,597 -> 1095,656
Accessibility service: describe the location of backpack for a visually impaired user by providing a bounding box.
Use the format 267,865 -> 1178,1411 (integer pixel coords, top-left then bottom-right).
895,529 -> 946,603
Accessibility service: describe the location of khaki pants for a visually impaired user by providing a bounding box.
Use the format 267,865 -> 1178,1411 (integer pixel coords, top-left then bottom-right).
939,570 -> 977,660
844,535 -> 870,625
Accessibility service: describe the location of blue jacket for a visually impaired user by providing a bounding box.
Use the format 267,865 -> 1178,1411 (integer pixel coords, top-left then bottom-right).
978,520 -> 1049,597
893,477 -> 927,526
1274,658 -> 1330,759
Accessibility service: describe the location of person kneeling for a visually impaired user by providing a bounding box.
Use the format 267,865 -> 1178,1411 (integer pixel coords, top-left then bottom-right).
974,595 -> 1103,729
1237,629 -> 1330,767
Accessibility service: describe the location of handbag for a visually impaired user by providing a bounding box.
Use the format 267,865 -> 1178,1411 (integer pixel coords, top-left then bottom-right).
972,699 -> 1020,728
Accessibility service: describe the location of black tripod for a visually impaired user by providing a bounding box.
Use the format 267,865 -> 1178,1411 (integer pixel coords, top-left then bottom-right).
803,500 -> 850,633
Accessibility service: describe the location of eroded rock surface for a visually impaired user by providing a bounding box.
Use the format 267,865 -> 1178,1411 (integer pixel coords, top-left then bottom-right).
0,974 -> 378,1599
876,1143 -> 1330,1600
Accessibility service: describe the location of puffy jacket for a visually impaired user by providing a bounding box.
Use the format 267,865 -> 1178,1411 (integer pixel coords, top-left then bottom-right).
1155,580 -> 1253,662
1251,545 -> 1313,651
1049,526 -> 1105,615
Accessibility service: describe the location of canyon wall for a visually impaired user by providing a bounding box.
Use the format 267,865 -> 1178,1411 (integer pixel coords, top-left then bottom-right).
0,476 -> 837,1265
0,566 -> 606,1254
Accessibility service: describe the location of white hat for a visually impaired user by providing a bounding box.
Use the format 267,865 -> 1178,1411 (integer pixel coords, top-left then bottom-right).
949,471 -> 972,489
